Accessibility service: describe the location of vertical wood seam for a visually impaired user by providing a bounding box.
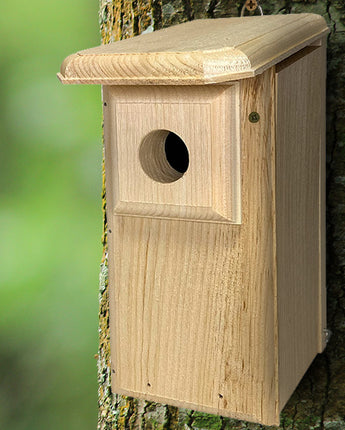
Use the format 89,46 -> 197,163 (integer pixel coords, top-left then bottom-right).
272,65 -> 280,417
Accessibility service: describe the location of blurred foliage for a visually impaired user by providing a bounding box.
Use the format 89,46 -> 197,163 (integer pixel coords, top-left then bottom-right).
0,1 -> 102,429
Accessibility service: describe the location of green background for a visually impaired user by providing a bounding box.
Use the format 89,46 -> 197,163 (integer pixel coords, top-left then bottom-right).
0,1 -> 102,428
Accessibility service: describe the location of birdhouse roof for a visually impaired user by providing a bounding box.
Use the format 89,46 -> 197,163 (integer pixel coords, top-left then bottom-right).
58,14 -> 329,85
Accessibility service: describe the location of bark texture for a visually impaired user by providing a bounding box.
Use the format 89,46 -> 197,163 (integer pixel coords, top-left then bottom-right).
97,1 -> 345,428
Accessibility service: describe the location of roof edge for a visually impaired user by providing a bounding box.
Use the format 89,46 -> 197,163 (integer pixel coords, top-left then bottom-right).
58,14 -> 329,86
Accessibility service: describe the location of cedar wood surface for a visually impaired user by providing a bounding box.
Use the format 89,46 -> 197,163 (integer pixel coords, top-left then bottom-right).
275,42 -> 327,410
101,49 -> 326,425
58,14 -> 328,85
104,85 -> 241,223
105,69 -> 279,425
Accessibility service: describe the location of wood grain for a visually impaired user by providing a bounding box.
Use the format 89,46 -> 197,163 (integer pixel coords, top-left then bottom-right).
102,43 -> 327,424
58,14 -> 328,85
104,69 -> 279,425
319,39 -> 327,352
102,85 -> 241,224
275,43 -> 327,409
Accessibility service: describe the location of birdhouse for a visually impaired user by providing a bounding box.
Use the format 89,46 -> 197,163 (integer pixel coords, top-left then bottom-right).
58,14 -> 329,426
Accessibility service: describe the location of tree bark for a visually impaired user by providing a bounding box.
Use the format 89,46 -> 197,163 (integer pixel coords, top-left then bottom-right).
97,1 -> 345,428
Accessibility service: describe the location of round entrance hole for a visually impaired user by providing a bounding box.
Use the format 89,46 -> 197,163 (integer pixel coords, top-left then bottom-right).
139,130 -> 189,183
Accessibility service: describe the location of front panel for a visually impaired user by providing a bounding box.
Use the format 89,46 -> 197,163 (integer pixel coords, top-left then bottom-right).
103,71 -> 278,425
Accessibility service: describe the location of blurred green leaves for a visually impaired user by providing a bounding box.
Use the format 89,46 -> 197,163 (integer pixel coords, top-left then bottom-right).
0,1 -> 102,429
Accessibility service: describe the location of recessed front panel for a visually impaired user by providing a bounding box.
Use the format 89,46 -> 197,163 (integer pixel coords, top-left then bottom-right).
103,85 -> 241,224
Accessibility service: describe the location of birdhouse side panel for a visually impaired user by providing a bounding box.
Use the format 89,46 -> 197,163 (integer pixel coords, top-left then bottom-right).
275,42 -> 327,410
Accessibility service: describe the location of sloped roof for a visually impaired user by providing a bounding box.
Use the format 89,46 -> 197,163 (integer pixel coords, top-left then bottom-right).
58,14 -> 329,85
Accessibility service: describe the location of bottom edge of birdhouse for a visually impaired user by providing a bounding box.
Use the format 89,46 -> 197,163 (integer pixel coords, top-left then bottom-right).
112,386 -> 280,427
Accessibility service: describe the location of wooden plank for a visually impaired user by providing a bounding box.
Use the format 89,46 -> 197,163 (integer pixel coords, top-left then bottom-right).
275,44 -> 326,410
105,69 -> 279,425
58,14 -> 328,85
318,39 -> 327,352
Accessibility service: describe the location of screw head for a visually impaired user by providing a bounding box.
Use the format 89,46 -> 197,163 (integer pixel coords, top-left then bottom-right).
249,112 -> 260,123
246,0 -> 258,12
324,328 -> 332,344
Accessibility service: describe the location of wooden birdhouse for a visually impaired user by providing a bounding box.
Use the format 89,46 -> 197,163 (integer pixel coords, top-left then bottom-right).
58,14 -> 329,426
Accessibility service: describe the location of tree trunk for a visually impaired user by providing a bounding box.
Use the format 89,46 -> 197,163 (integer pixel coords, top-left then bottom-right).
97,1 -> 345,428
